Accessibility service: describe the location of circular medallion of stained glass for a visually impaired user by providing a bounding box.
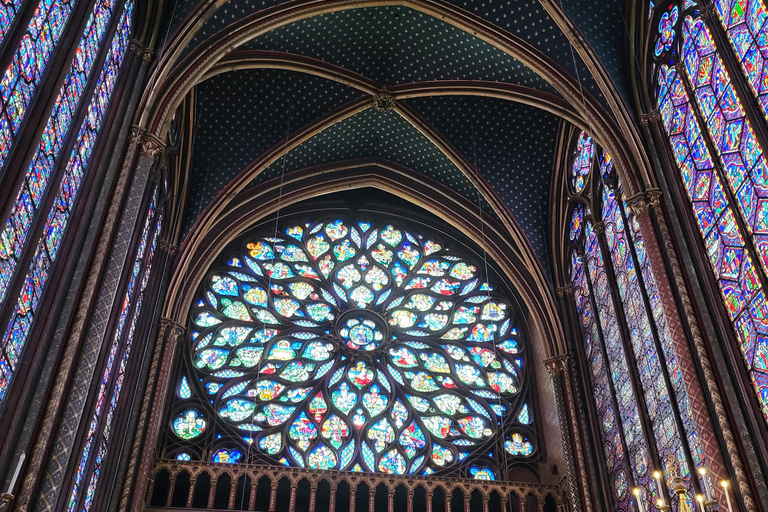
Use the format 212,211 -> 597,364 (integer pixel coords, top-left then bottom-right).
173,218 -> 534,477
337,310 -> 387,351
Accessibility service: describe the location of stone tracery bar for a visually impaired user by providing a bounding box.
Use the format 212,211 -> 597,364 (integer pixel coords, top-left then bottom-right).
145,460 -> 566,511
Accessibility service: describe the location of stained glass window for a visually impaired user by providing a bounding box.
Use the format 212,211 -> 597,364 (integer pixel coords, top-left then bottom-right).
67,194 -> 160,511
0,0 -> 24,45
0,0 -> 133,405
711,0 -> 768,119
166,218 -> 535,479
566,131 -> 710,510
652,1 -> 768,423
0,0 -> 78,168
0,0 -> 128,305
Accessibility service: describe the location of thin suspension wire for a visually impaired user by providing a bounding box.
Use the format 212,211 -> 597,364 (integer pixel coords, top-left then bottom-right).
239,93 -> 293,486
469,120 -> 510,480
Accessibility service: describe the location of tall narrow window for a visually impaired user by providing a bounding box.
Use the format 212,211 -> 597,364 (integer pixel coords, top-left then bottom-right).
0,0 -> 79,167
652,0 -> 768,423
0,0 -> 133,403
566,132 -> 708,510
711,0 -> 768,119
163,217 -> 537,480
0,0 -> 129,304
67,191 -> 161,512
0,0 -> 25,45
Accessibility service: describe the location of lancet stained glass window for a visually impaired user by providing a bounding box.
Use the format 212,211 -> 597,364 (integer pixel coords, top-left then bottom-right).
652,0 -> 768,423
67,196 -> 161,512
0,0 -> 133,404
566,131 -> 709,510
0,0 -> 79,168
0,0 -> 24,45
166,217 -> 536,479
0,0 -> 127,305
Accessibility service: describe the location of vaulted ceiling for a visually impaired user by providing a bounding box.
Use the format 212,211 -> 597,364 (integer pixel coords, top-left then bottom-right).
159,0 -> 639,281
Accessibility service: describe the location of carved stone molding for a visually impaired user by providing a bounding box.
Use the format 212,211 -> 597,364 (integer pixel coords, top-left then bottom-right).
556,285 -> 573,297
591,222 -> 605,235
543,355 -> 569,376
372,92 -> 395,111
129,39 -> 154,62
638,109 -> 661,126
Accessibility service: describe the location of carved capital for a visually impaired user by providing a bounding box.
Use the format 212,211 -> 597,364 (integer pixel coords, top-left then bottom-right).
592,221 -> 605,235
129,38 -> 154,62
544,355 -> 569,376
625,193 -> 649,217
130,125 -> 145,146
638,109 -> 661,126
159,317 -> 185,339
373,92 -> 395,111
646,189 -> 663,208
140,133 -> 165,158
556,285 -> 573,297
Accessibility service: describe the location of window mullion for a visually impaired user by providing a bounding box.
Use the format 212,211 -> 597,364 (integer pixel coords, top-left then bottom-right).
674,60 -> 768,293
577,246 -> 638,492
614,185 -> 705,495
592,221 -> 669,484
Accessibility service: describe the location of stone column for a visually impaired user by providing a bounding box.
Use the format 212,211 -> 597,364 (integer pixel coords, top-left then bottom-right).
407,491 -> 414,512
165,475 -> 176,506
520,498 -> 527,512
426,491 -> 433,512
309,484 -> 317,512
289,484 -> 297,511
186,477 -> 196,507
543,356 -> 581,512
207,479 -> 217,509
269,482 -> 278,512
349,486 -> 356,512
644,190 -> 755,511
228,477 -> 238,509
248,480 -> 258,510
328,483 -> 336,512
463,494 -> 470,512
388,489 -> 394,512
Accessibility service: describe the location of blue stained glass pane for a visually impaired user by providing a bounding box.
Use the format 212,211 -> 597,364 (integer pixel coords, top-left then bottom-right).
0,0 -> 133,406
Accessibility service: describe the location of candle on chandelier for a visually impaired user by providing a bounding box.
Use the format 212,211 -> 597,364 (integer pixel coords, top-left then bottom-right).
698,467 -> 713,502
721,481 -> 734,512
6,452 -> 25,495
696,494 -> 706,512
633,488 -> 645,512
653,471 -> 665,506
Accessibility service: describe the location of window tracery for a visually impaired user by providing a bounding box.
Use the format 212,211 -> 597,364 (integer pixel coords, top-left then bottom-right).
651,0 -> 768,423
566,133 -> 708,511
166,217 -> 536,480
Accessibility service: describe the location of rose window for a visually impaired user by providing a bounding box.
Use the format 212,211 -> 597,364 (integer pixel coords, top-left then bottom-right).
168,218 -> 536,478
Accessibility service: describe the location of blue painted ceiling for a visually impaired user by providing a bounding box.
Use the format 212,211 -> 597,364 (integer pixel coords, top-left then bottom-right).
168,1 -> 635,280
